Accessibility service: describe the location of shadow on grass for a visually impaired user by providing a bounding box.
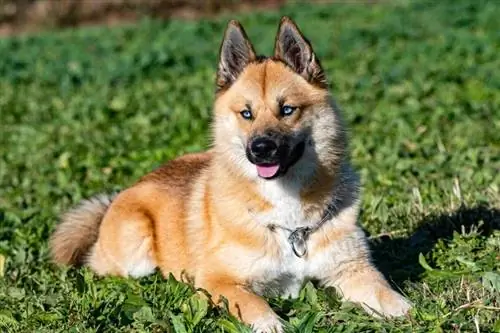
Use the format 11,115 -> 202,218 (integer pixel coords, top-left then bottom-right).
369,205 -> 500,286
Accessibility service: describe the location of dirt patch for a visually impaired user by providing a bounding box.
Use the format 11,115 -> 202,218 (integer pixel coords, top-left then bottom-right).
0,0 -> 285,37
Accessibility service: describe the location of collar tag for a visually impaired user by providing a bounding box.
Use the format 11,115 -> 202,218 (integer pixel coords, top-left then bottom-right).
288,227 -> 311,258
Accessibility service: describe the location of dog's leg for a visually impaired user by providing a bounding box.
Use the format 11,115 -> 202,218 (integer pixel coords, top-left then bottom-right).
199,275 -> 283,333
317,228 -> 412,317
324,260 -> 412,317
88,191 -> 157,278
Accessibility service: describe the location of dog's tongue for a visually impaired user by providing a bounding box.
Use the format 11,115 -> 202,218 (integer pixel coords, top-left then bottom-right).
256,164 -> 280,178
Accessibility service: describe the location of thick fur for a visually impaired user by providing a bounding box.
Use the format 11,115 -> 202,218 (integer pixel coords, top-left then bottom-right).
50,194 -> 114,266
50,17 -> 411,332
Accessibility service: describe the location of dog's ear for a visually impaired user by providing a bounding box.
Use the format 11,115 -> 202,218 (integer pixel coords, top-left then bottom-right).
274,16 -> 327,88
217,20 -> 256,92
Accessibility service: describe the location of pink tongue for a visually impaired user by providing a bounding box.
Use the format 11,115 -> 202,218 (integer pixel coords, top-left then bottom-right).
256,164 -> 280,178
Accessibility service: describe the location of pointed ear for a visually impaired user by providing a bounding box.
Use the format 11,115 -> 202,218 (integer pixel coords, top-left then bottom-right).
216,20 -> 256,91
274,16 -> 327,88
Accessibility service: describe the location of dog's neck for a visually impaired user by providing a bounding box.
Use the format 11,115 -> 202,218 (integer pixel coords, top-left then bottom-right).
265,200 -> 336,257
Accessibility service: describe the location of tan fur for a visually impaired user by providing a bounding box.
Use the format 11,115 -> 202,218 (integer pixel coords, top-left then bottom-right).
50,194 -> 114,266
50,17 -> 411,332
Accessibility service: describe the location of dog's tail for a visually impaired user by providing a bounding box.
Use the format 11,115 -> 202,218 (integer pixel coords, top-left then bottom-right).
50,194 -> 115,266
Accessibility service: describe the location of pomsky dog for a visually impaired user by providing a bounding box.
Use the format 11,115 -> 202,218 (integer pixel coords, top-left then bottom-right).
50,17 -> 411,332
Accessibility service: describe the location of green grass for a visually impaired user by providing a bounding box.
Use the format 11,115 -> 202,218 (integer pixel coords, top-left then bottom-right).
1,1 -> 499,332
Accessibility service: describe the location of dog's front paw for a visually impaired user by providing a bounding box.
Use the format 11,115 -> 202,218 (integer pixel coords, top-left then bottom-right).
375,288 -> 412,317
361,285 -> 412,318
339,276 -> 412,318
251,313 -> 284,333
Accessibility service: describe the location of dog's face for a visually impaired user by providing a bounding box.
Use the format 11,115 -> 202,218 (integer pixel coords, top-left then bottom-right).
213,17 -> 342,181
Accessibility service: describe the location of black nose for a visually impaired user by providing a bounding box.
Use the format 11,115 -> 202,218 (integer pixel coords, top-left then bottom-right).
250,138 -> 278,159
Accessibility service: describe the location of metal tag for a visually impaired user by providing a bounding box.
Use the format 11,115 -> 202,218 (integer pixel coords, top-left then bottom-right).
288,227 -> 310,258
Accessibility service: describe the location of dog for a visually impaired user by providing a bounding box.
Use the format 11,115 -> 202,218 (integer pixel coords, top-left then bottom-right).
50,16 -> 411,332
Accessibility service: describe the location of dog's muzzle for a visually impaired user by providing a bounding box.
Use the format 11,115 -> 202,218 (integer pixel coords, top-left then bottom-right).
245,131 -> 305,179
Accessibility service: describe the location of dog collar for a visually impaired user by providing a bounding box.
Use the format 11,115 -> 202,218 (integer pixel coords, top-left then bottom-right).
267,203 -> 335,258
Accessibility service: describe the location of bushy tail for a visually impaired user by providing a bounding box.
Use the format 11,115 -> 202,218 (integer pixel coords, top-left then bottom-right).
50,194 -> 115,266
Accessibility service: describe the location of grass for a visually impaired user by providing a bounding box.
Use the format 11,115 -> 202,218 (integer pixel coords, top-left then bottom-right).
0,0 -> 499,332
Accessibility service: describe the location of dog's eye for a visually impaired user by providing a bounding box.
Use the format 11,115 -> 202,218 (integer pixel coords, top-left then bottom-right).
280,105 -> 296,117
240,110 -> 253,120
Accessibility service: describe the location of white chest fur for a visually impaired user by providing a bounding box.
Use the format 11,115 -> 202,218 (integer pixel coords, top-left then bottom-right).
256,177 -> 307,228
247,179 -> 315,298
249,228 -> 310,298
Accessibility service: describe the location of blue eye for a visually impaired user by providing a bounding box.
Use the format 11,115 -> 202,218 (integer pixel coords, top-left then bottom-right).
281,105 -> 296,116
240,110 -> 253,120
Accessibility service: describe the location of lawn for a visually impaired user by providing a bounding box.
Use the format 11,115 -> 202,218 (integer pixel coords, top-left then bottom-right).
0,1 -> 499,332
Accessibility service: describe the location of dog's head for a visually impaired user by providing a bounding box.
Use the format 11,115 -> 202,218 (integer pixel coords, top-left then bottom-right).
212,17 -> 345,182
